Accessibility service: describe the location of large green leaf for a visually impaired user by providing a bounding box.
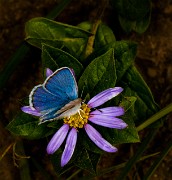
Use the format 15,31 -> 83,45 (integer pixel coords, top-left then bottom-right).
79,130 -> 104,154
94,22 -> 116,49
112,0 -> 151,20
25,17 -> 91,59
74,149 -> 100,174
111,0 -> 151,33
133,10 -> 151,33
119,66 -> 159,124
50,149 -> 72,175
51,147 -> 100,175
87,41 -> 137,82
6,113 -> 54,139
118,10 -> 151,34
96,96 -> 139,145
42,44 -> 83,77
78,48 -> 116,98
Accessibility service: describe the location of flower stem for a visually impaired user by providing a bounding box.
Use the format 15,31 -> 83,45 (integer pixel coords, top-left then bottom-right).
84,19 -> 101,58
136,103 -> 172,131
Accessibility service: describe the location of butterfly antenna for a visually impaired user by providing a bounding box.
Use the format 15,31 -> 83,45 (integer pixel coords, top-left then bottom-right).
80,84 -> 85,99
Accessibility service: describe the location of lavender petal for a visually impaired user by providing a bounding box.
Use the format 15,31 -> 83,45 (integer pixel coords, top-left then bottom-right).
47,124 -> 69,154
61,128 -> 77,167
84,124 -> 117,152
46,68 -> 53,77
90,107 -> 125,117
87,87 -> 123,108
89,115 -> 127,129
21,106 -> 41,116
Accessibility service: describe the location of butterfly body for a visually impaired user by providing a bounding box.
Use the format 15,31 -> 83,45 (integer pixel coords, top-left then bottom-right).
29,67 -> 81,123
55,98 -> 82,117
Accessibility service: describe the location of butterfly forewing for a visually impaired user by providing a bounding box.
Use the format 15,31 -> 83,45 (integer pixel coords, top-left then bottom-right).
44,68 -> 78,100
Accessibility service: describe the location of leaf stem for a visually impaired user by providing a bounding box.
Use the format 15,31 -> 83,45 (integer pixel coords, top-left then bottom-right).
84,20 -> 101,58
0,143 -> 14,161
136,103 -> 172,131
15,139 -> 31,180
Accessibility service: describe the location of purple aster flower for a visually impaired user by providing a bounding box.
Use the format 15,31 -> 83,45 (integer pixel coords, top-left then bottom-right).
21,68 -> 127,167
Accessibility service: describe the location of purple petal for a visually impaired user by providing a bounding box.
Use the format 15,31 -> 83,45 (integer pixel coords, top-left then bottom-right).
87,87 -> 123,108
21,106 -> 41,116
90,107 -> 125,117
47,124 -> 69,154
84,124 -> 117,152
89,115 -> 127,129
61,128 -> 77,167
46,68 -> 53,77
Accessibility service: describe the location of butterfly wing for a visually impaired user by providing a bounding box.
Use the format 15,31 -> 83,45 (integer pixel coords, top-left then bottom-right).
44,67 -> 78,100
29,67 -> 78,123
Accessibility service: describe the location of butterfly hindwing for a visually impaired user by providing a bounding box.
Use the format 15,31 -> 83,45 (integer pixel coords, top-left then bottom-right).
29,67 -> 78,122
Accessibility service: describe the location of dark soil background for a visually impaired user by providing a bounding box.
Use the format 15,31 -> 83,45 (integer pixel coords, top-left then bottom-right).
0,0 -> 171,179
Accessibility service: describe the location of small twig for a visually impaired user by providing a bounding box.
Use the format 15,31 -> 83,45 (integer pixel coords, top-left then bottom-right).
84,20 -> 101,58
0,143 -> 14,161
12,142 -> 30,167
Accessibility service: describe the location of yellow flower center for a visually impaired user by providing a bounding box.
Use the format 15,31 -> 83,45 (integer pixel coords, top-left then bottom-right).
63,103 -> 90,128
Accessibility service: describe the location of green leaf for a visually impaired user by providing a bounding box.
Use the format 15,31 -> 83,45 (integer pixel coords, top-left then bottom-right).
77,21 -> 92,32
78,48 -> 116,97
119,10 -> 151,34
87,41 -> 137,82
118,16 -> 136,33
111,0 -> 151,20
42,44 -> 83,77
120,66 -> 159,124
51,147 -> 100,175
25,17 -> 91,59
114,41 -> 137,82
111,0 -> 151,33
7,113 -> 53,139
94,22 -> 116,49
80,131 -> 104,154
117,96 -> 139,143
50,149 -> 71,175
74,148 -> 100,174
42,45 -> 59,72
133,10 -> 151,33
100,96 -> 140,144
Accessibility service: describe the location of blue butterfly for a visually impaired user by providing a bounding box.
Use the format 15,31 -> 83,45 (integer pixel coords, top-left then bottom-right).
29,67 -> 82,124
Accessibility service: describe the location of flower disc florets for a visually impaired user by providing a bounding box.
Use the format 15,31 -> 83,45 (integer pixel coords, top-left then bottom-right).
63,103 -> 90,128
